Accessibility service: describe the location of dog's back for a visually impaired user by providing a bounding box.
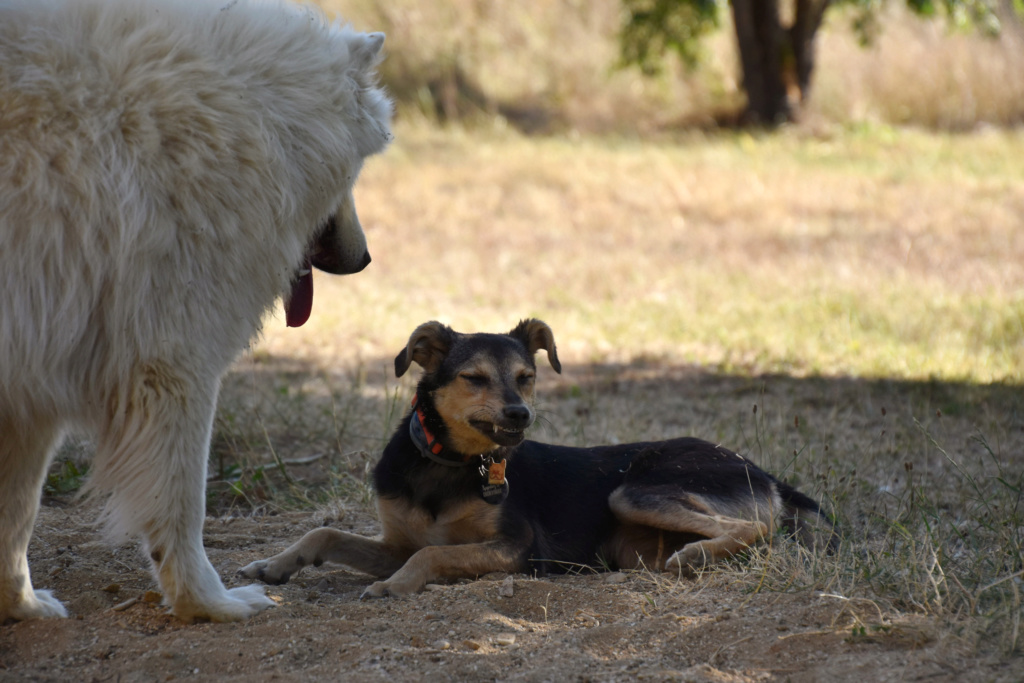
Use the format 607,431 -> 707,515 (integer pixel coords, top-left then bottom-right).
492,437 -> 833,574
483,440 -> 633,573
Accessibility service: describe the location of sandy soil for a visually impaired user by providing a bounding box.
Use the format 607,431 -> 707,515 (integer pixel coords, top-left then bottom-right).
2,498 -> 1016,683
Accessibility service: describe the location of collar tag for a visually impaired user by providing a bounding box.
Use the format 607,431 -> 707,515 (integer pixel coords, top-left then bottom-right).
487,459 -> 506,485
479,457 -> 509,505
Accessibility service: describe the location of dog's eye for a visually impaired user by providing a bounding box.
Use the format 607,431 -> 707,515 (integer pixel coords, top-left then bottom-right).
517,373 -> 535,386
460,374 -> 489,386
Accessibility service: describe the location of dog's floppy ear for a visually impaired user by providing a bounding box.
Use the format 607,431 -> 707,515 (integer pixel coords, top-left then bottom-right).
395,321 -> 456,377
509,319 -> 561,374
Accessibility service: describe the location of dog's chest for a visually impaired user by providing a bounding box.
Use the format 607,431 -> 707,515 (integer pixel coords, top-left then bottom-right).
378,496 -> 502,549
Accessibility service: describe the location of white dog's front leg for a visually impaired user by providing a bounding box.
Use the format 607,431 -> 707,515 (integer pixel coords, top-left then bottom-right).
153,535 -> 276,623
0,415 -> 68,622
92,363 -> 274,622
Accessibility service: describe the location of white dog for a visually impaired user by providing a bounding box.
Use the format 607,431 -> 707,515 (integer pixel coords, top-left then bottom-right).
0,0 -> 391,622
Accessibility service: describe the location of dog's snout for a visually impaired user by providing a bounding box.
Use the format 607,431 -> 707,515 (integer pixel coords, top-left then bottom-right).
503,404 -> 532,426
356,250 -> 371,272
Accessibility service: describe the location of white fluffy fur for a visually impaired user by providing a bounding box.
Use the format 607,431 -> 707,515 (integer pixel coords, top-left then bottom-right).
0,0 -> 391,622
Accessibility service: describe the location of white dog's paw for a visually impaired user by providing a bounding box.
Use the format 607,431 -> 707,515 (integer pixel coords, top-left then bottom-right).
32,590 -> 69,618
172,584 -> 276,623
3,589 -> 69,621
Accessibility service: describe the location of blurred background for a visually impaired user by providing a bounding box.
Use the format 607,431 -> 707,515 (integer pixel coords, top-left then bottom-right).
330,0 -> 1024,132
239,0 -> 1024,383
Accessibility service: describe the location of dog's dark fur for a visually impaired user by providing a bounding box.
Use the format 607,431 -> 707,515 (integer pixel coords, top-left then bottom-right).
240,320 -> 835,597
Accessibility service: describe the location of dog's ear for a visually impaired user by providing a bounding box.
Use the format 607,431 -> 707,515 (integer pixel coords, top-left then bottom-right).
395,321 -> 455,377
509,319 -> 561,374
351,32 -> 385,70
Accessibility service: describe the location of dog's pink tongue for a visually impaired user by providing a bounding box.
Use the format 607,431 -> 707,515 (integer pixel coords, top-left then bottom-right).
285,258 -> 313,328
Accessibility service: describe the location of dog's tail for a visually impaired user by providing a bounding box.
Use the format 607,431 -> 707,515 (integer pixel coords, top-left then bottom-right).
777,481 -> 840,552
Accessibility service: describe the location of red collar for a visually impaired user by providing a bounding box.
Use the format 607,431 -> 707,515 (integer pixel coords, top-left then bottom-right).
409,396 -> 477,466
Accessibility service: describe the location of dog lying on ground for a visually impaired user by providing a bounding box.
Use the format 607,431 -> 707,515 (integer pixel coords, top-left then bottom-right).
0,0 -> 391,623
241,320 -> 836,597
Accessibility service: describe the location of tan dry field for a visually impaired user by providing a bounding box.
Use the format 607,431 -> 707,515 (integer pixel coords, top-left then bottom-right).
4,124 -> 1024,681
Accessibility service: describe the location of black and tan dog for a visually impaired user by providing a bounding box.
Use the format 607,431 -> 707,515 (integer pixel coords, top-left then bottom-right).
240,320 -> 835,597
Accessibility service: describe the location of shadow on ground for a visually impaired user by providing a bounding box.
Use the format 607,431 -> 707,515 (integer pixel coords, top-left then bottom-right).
213,352 -> 1024,506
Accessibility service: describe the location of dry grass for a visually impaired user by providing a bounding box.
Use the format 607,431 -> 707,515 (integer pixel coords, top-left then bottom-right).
37,116 -> 1022,660
329,0 -> 723,133
32,0 -> 1024,664
811,4 -> 1024,128
254,122 -> 1024,380
41,120 -> 1024,659
205,0 -> 1024,657
190,122 -> 1024,653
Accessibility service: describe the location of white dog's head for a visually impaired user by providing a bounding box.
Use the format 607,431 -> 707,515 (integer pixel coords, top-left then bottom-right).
285,28 -> 392,326
308,31 -> 389,277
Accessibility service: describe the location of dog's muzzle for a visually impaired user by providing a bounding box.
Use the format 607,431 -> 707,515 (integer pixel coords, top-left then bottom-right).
285,215 -> 371,328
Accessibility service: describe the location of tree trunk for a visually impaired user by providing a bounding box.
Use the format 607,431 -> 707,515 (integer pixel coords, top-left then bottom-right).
790,0 -> 831,102
731,0 -> 790,125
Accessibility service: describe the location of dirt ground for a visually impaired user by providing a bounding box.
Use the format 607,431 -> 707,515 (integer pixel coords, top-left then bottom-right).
4,361 -> 1023,682
2,497 -> 1017,683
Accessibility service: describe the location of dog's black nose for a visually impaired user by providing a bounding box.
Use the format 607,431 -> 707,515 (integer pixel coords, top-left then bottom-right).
503,404 -> 532,426
355,250 -> 371,272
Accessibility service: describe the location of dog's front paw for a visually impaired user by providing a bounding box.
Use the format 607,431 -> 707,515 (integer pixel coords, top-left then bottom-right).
360,581 -> 394,599
173,584 -> 276,623
238,559 -> 292,586
2,589 -> 69,621
361,578 -> 420,599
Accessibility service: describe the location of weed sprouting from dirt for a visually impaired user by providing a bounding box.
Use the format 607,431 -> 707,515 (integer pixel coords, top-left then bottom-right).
43,439 -> 93,496
44,458 -> 89,497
